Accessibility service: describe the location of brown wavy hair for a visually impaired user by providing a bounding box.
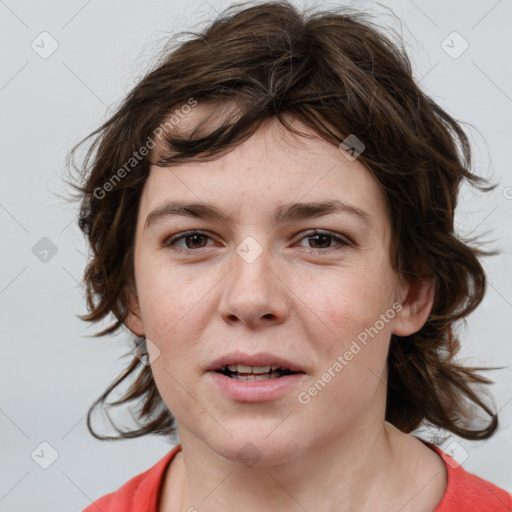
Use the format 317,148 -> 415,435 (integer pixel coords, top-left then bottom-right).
65,0 -> 504,442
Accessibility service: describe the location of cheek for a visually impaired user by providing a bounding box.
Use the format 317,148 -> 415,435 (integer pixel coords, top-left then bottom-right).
136,262 -> 222,375
298,263 -> 398,345
137,262 -> 213,339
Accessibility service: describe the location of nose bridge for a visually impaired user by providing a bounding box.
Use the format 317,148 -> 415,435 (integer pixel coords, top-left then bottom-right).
218,233 -> 288,325
231,234 -> 273,300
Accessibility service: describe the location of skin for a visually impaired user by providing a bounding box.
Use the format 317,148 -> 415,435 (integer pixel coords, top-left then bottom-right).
125,109 -> 447,511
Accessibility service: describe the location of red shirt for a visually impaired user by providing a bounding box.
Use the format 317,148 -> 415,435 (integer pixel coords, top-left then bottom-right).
82,441 -> 512,511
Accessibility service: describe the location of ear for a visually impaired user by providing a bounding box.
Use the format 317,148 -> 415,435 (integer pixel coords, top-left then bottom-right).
123,284 -> 145,337
392,274 -> 436,337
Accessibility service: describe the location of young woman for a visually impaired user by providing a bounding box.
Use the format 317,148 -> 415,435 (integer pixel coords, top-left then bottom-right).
67,1 -> 512,510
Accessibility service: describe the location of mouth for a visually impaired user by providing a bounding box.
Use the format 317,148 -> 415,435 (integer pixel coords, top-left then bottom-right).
206,352 -> 306,379
208,359 -> 307,402
215,364 -> 301,381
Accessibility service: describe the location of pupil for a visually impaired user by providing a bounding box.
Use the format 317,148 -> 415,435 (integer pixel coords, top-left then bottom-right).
187,234 -> 206,249
309,234 -> 330,248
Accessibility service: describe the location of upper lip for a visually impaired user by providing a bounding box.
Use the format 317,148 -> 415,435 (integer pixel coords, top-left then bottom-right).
206,352 -> 305,373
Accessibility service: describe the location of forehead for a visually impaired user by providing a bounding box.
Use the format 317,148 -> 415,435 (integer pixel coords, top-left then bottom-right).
140,106 -> 388,231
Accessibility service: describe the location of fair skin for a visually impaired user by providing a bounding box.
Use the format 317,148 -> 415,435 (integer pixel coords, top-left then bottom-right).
125,109 -> 447,512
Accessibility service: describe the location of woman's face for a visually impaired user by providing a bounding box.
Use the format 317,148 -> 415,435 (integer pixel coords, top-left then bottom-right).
126,114 -> 423,465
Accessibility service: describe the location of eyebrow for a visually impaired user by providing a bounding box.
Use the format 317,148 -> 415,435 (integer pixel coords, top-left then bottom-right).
144,199 -> 374,231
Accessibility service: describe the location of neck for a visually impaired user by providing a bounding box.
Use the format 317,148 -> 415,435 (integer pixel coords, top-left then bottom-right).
162,421 -> 445,512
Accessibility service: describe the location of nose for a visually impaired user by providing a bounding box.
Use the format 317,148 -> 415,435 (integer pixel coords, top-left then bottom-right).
217,241 -> 289,328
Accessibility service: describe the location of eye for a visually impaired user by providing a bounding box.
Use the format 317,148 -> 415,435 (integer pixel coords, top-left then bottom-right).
163,229 -> 351,254
163,230 -> 216,252
295,229 -> 351,254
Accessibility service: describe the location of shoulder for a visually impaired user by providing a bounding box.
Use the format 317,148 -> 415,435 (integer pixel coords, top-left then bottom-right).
418,440 -> 512,512
81,445 -> 182,512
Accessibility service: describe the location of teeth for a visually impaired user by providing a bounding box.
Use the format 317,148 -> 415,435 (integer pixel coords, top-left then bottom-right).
231,372 -> 282,380
225,364 -> 288,373
227,364 -> 270,373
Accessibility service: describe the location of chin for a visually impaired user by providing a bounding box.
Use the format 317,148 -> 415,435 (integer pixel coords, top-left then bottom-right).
206,432 -> 303,467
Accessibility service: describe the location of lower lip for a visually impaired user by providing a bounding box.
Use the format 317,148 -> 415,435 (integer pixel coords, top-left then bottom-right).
207,371 -> 306,402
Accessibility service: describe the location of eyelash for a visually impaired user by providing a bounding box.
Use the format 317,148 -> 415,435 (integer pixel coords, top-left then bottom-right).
162,229 -> 351,255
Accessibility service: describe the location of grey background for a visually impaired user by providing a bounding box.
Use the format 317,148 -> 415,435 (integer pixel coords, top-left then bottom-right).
1,0 -> 511,510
